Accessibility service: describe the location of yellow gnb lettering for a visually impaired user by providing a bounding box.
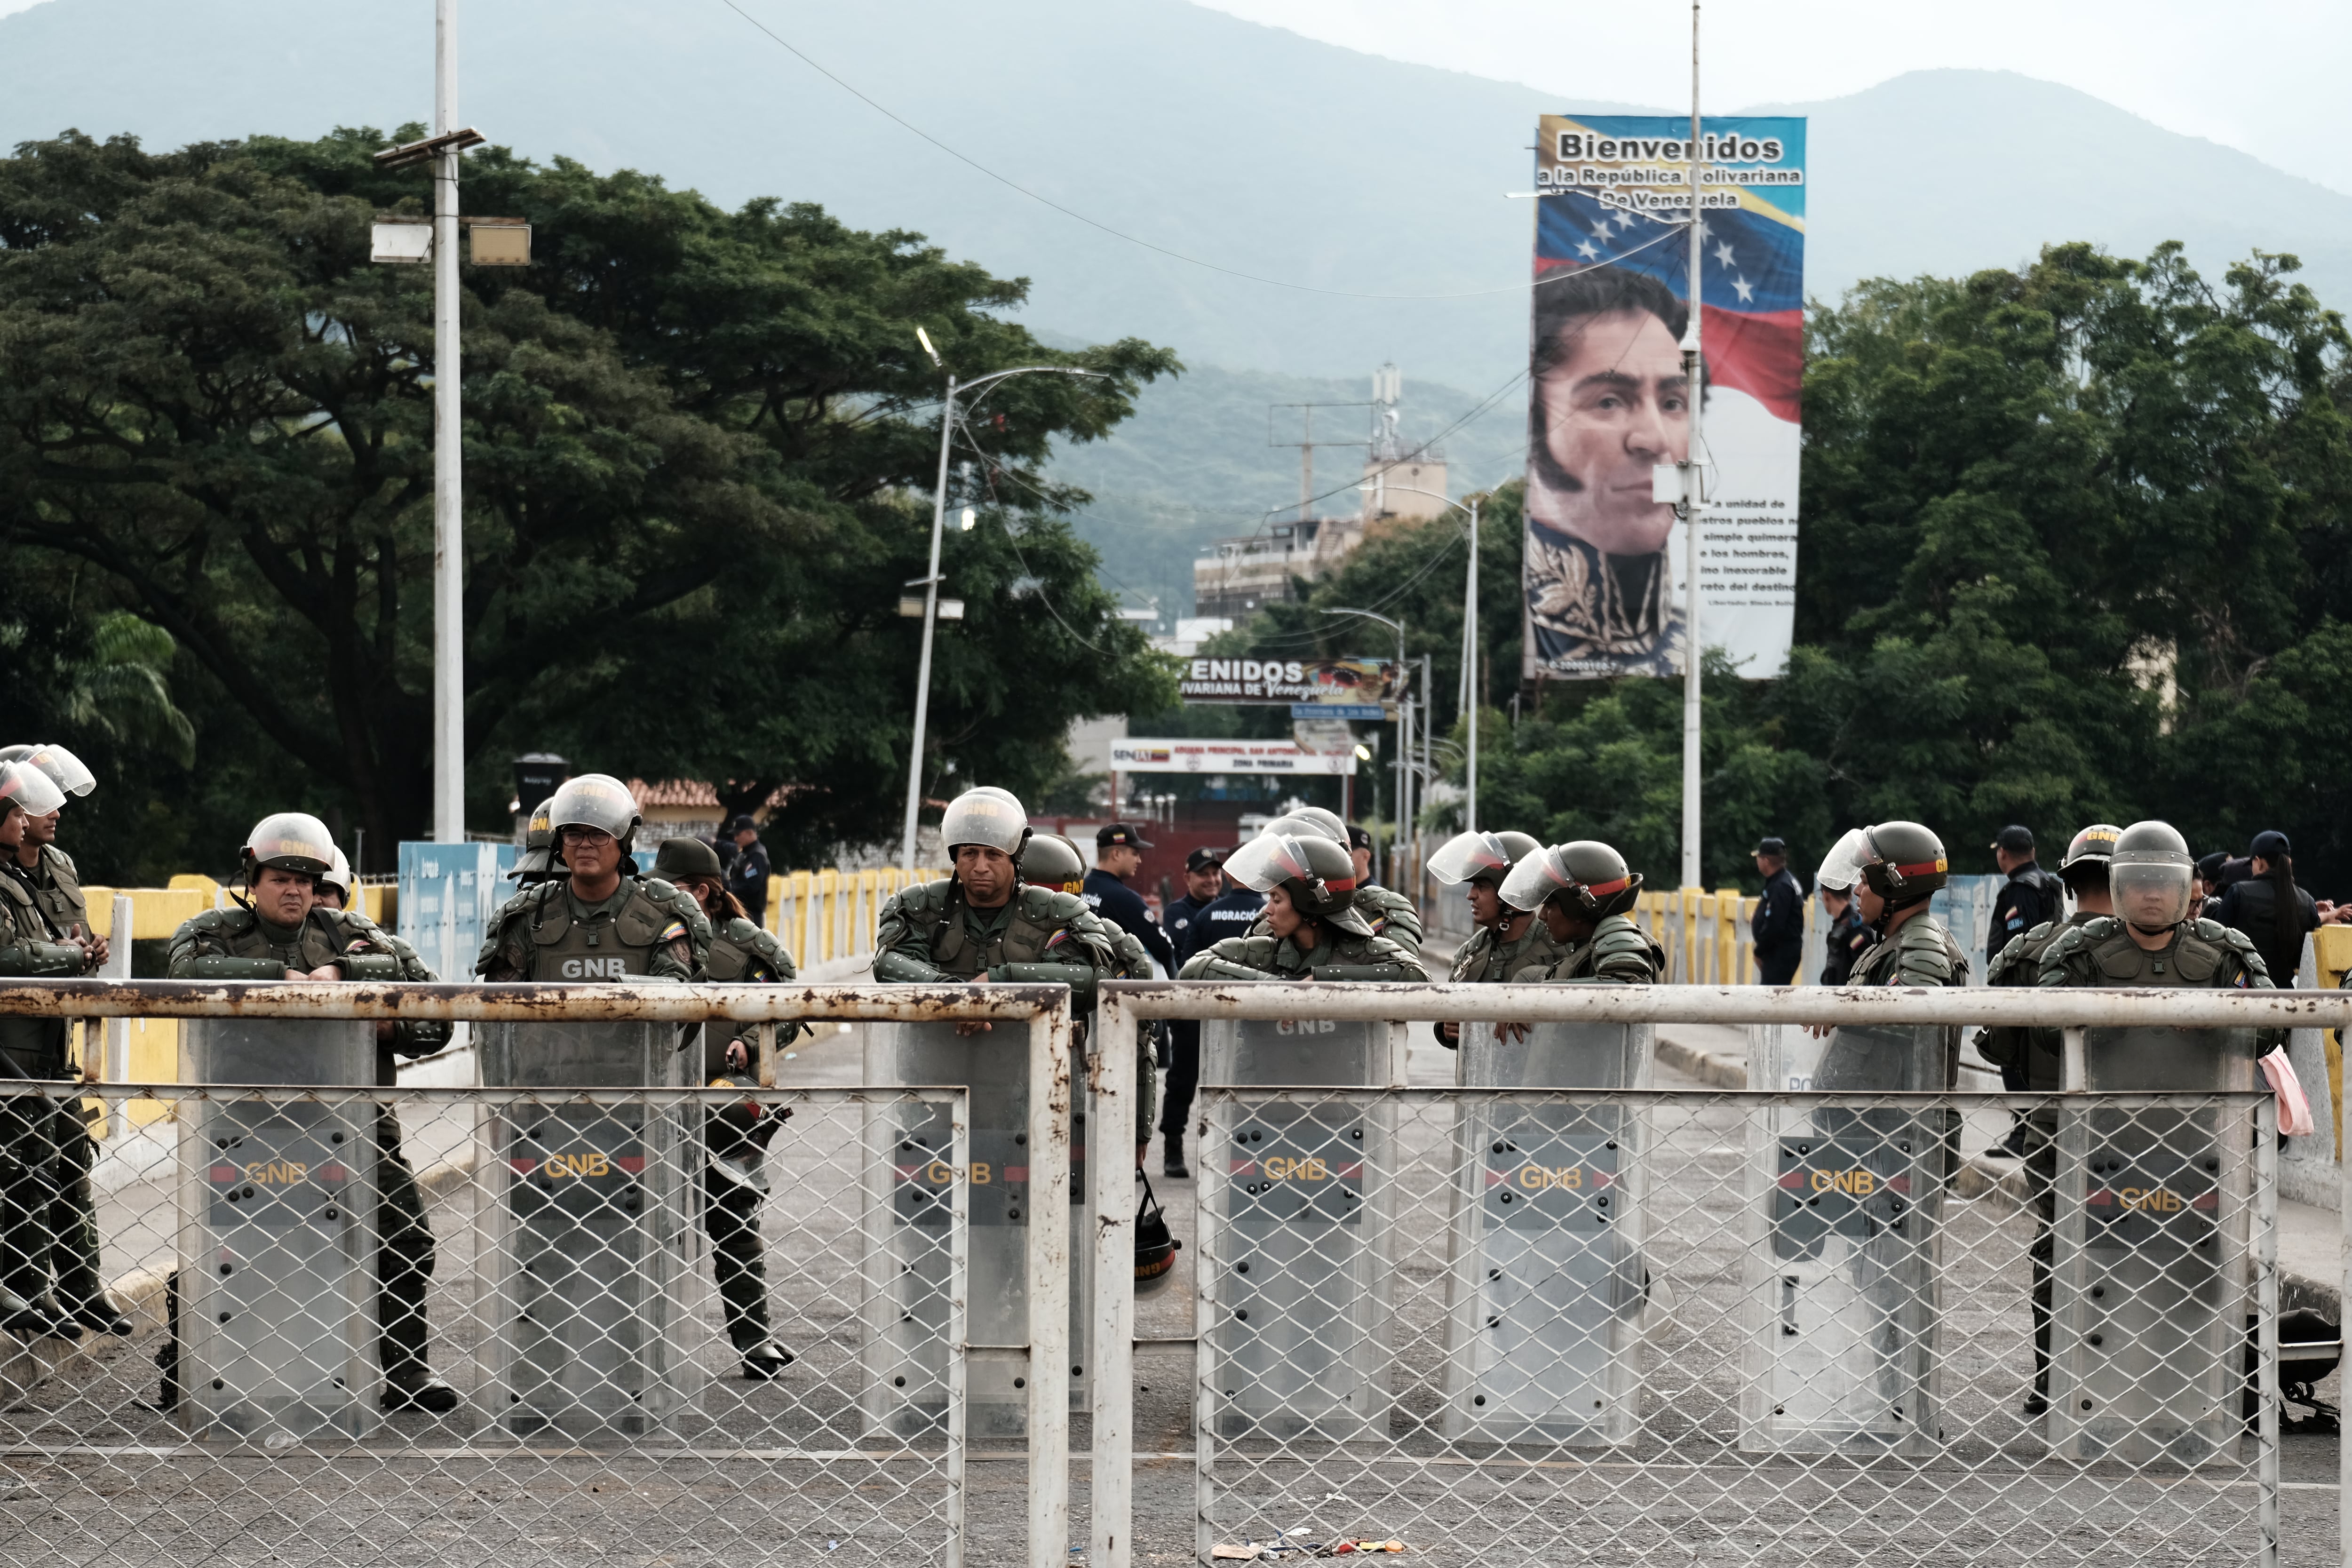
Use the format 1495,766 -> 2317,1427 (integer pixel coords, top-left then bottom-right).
2120,1186 -> 2183,1212
1264,1156 -> 1330,1182
242,1161 -> 309,1183
1808,1169 -> 1876,1196
543,1152 -> 612,1179
970,1162 -> 992,1185
925,1161 -> 954,1186
1513,1165 -> 1586,1190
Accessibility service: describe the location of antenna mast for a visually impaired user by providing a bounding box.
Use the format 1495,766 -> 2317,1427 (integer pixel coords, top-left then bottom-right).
1678,0 -> 1705,891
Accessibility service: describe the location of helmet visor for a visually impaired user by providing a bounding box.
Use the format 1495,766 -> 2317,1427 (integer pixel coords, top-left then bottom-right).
246,812 -> 336,876
1224,832 -> 1318,894
1428,830 -> 1513,886
1498,846 -> 1571,914
26,744 -> 95,798
0,761 -> 66,818
2111,857 -> 2193,930
547,775 -> 639,840
1815,828 -> 1869,893
938,790 -> 1027,855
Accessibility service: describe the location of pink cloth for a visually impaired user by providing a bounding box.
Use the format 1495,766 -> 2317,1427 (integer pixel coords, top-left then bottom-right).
2260,1048 -> 2316,1138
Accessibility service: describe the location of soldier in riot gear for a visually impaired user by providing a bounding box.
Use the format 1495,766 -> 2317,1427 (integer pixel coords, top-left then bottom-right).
1502,840 -> 1665,984
1428,829 -> 1560,1046
1978,825 -> 2114,1149
649,836 -> 801,1380
165,812 -> 457,1411
476,774 -> 709,983
871,788 -> 1122,1032
2032,819 -> 2273,1422
1245,807 -> 1424,948
3,744 -> 105,966
1181,830 -> 1429,981
1025,833 -> 1160,1164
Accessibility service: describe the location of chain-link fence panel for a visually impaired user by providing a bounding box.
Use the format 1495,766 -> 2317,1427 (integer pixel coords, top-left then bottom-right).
1181,1082 -> 2279,1566
0,1078 -> 982,1568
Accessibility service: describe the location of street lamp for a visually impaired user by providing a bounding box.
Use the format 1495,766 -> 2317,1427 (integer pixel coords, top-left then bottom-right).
898,333 -> 1105,870
1317,605 -> 1411,886
1362,481 -> 1482,834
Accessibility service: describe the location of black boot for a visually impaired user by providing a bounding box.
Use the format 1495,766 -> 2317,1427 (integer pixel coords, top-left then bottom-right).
381,1371 -> 461,1414
739,1340 -> 795,1380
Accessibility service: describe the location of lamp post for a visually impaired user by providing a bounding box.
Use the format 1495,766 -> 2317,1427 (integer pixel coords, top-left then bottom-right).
1363,481 -> 1481,833
1318,605 -> 1410,885
898,335 -> 1105,870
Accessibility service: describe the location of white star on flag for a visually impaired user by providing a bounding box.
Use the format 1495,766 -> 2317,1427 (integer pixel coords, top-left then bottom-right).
1591,219 -> 1615,241
1576,240 -> 1601,260
1713,242 -> 1736,269
1731,274 -> 1756,303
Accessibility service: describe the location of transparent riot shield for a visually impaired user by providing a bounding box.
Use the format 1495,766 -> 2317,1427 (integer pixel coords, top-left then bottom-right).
2047,1025 -> 2257,1465
859,1022 -> 1089,1440
1201,1017 -> 1404,1441
1740,1022 -> 1951,1455
477,1009 -> 701,1438
1442,1021 -> 1652,1444
176,1020 -> 379,1440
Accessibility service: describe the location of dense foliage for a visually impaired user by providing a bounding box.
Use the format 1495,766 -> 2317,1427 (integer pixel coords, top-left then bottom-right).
0,129 -> 1176,874
1214,242 -> 2352,894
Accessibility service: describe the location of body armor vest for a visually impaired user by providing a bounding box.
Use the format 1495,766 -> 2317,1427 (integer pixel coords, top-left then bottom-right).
1451,921 -> 1561,983
24,846 -> 86,937
2074,918 -> 2242,987
927,888 -> 1068,977
198,908 -> 356,971
705,917 -> 795,983
511,878 -> 688,982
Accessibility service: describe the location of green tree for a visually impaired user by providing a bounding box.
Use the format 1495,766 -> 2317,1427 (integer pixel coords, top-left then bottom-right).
0,129 -> 1177,861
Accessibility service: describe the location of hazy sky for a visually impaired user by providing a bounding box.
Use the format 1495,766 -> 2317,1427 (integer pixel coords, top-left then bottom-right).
1195,0 -> 2350,196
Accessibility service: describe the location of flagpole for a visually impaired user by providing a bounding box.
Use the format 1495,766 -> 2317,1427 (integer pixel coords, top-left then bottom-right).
1677,0 -> 1705,893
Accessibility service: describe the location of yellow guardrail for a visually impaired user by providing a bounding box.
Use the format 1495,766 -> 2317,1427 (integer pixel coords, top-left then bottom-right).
1630,886 -> 1772,987
767,868 -> 947,968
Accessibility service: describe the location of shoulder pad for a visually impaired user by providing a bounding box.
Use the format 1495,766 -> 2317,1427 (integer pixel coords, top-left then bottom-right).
1025,887 -> 1089,923
489,885 -> 544,924
43,846 -> 76,877
2041,921 -> 2096,962
183,907 -> 242,935
2196,916 -> 2257,950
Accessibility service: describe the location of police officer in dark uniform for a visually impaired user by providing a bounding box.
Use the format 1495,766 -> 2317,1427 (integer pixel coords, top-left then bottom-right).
166,812 -> 458,1410
1154,848 -> 1226,1179
1188,862 -> 1267,962
1084,823 -> 1176,975
1988,826 -> 2065,973
1750,836 -> 1804,984
650,836 -> 800,1379
723,815 -> 772,930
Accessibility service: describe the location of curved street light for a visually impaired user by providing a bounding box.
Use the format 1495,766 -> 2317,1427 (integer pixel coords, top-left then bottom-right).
1362,481 -> 1482,834
901,339 -> 1107,869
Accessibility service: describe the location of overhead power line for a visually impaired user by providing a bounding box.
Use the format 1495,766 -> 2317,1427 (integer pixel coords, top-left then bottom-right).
715,0 -> 1691,303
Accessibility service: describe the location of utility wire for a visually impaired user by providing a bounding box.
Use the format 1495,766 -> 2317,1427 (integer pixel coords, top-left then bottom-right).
716,0 -> 1693,303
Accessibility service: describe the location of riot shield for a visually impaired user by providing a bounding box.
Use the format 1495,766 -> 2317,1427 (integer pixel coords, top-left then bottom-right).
1740,1022 -> 1950,1455
477,1010 -> 701,1438
859,1022 -> 1090,1439
176,1019 -> 379,1440
1442,1021 -> 1652,1444
1201,1016 -> 1405,1441
2047,1025 -> 2257,1465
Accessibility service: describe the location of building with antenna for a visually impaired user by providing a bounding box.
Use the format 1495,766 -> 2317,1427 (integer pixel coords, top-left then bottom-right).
1192,364 -> 1446,621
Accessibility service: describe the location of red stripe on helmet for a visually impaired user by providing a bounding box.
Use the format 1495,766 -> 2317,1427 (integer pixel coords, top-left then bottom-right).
1582,875 -> 1631,896
1894,859 -> 1944,876
1323,877 -> 1357,892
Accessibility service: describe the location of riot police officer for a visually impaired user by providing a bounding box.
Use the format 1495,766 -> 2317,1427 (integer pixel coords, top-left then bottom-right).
1180,830 -> 1429,981
1427,829 -> 1560,1046
649,836 -> 799,1380
1248,807 -> 1424,948
1978,824 -> 2116,1152
1502,840 -> 1665,984
1843,821 -> 1969,989
0,744 -> 124,1339
2031,820 -> 2272,1418
0,758 -> 100,1341
165,812 -> 457,1411
871,788 -> 1121,1029
476,774 -> 709,982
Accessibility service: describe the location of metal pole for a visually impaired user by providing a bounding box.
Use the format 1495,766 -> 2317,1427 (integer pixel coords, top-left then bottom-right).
1025,999 -> 1073,1568
1465,497 -> 1479,835
901,375 -> 957,871
1393,620 -> 1406,885
1677,0 -> 1705,891
1418,652 -> 1432,900
1089,989 -> 1139,1568
431,0 -> 465,844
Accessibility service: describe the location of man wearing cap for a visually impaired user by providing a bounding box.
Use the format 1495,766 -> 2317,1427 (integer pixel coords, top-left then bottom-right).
1155,848 -> 1226,1179
723,815 -> 772,930
1988,826 -> 2065,971
1085,824 -> 1176,976
1749,838 -> 1804,985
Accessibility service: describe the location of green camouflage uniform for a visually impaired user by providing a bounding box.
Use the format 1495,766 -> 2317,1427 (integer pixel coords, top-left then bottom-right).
166,901 -> 452,1387
1180,927 -> 1430,982
872,879 -> 1120,1003
697,912 -> 800,1353
1437,919 -> 1565,1045
475,874 -> 710,983
0,852 -> 94,1326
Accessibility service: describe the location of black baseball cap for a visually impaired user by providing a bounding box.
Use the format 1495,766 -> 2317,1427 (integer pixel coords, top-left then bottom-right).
1992,825 -> 2034,853
1185,846 -> 1228,872
1097,823 -> 1155,849
1346,824 -> 1374,851
1754,837 -> 1786,857
2250,829 -> 2293,861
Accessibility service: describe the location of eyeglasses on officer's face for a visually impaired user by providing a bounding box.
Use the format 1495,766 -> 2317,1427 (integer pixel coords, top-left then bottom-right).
559,827 -> 616,845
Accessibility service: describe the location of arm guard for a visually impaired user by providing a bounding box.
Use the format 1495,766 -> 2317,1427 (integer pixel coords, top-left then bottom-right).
339,952 -> 405,983
0,941 -> 85,977
173,954 -> 288,981
1310,962 -> 1422,982
874,947 -> 954,984
992,960 -> 1100,1008
1186,954 -> 1279,981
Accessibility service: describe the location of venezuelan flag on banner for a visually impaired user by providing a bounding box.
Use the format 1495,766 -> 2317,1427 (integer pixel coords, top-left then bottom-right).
1520,114 -> 1805,683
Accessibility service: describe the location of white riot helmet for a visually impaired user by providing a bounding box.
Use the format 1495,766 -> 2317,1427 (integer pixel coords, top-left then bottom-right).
546,773 -> 643,853
0,759 -> 67,822
1224,830 -> 1373,936
17,744 -> 95,798
939,787 -> 1032,862
2110,820 -> 2194,933
320,846 -> 355,904
240,812 -> 337,883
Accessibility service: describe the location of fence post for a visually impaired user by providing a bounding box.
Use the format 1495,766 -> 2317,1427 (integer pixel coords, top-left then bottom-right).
1026,993 -> 1074,1568
1090,988 -> 1139,1568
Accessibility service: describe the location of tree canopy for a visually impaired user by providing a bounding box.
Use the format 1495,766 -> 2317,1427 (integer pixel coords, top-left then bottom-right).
0,128 -> 1177,872
1204,241 -> 2352,894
